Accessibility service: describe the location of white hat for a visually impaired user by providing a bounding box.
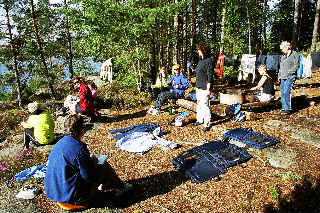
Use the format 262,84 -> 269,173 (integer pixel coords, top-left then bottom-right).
27,102 -> 40,113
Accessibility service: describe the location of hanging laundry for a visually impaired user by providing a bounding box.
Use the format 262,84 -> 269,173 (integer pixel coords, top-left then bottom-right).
297,54 -> 304,78
257,54 -> 267,66
238,54 -> 257,83
311,53 -> 320,70
266,55 -> 281,71
303,55 -> 312,78
216,52 -> 225,77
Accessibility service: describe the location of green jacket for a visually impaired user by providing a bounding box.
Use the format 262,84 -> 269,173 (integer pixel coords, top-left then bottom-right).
22,111 -> 55,145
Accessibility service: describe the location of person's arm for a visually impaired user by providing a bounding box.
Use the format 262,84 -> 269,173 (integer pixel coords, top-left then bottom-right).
179,75 -> 191,90
21,115 -> 34,129
289,51 -> 300,76
167,76 -> 174,86
207,59 -> 214,94
251,75 -> 267,90
76,147 -> 98,183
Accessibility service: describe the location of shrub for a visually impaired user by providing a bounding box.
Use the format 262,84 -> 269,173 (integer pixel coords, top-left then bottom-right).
99,81 -> 152,110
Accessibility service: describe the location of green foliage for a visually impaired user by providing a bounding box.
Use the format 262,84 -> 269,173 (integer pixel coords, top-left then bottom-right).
223,66 -> 238,85
100,81 -> 152,110
0,150 -> 45,182
270,183 -> 280,202
0,109 -> 27,140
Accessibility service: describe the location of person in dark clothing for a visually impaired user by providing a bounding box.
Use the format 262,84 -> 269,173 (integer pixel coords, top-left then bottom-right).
192,43 -> 215,132
250,64 -> 275,102
45,115 -> 132,211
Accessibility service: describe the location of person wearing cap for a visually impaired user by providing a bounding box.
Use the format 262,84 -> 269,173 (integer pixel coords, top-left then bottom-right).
147,64 -> 191,115
278,41 -> 299,115
45,115 -> 132,211
20,102 -> 55,150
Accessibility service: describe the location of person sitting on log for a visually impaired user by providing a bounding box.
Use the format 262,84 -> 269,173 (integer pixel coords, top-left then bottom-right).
250,64 -> 275,102
147,64 -> 191,115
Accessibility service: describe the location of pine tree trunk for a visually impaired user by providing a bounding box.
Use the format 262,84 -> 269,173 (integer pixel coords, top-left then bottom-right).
311,0 -> 320,52
4,4 -> 22,107
220,5 -> 226,52
292,0 -> 301,48
29,0 -> 55,99
64,0 -> 74,79
191,0 -> 197,60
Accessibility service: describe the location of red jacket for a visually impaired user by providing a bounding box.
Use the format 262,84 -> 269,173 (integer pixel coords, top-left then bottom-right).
79,82 -> 94,114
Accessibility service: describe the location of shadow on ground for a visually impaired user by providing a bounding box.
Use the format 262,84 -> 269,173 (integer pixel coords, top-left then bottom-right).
92,170 -> 188,209
262,176 -> 320,213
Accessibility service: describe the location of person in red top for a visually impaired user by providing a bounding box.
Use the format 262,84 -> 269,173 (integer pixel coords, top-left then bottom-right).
216,51 -> 225,77
75,77 -> 100,119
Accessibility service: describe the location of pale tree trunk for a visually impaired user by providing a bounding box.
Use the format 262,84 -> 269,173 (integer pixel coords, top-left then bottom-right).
246,3 -> 252,54
173,0 -> 179,64
262,0 -> 267,49
292,0 -> 301,48
64,0 -> 74,79
311,0 -> 320,52
4,3 -> 22,107
190,0 -> 197,60
220,5 -> 226,52
29,0 -> 56,99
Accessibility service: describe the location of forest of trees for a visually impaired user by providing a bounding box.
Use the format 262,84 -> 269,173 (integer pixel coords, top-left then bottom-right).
0,0 -> 319,106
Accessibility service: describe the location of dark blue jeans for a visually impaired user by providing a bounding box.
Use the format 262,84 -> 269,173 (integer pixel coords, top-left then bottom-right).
280,77 -> 296,111
154,91 -> 181,109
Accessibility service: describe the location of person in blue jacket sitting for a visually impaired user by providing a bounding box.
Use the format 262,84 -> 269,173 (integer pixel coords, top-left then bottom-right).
148,64 -> 191,115
45,115 -> 132,211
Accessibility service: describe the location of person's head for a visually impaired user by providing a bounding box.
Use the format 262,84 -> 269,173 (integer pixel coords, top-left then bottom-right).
172,64 -> 181,75
160,67 -> 167,75
63,114 -> 85,138
280,41 -> 291,54
27,102 -> 41,114
197,43 -> 211,59
89,81 -> 97,90
258,64 -> 268,75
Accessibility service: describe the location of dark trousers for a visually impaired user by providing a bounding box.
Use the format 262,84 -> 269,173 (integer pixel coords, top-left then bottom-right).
24,129 -> 41,149
154,91 -> 181,109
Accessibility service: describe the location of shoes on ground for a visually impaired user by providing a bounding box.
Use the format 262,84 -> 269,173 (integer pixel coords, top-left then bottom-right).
192,121 -> 202,126
203,126 -> 211,132
147,107 -> 160,115
280,110 -> 293,115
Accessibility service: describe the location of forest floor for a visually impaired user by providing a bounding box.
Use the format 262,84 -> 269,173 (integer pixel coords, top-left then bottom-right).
1,71 -> 320,213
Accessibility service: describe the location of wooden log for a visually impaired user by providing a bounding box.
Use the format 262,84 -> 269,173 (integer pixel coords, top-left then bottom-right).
176,99 -> 232,116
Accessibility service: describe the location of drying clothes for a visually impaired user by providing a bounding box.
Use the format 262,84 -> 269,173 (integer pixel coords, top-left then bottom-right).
311,53 -> 320,69
266,55 -> 281,71
303,55 -> 312,78
109,123 -> 160,141
15,163 -> 47,182
297,54 -> 304,78
238,54 -> 257,82
258,55 -> 267,66
216,53 -> 226,77
110,124 -> 178,154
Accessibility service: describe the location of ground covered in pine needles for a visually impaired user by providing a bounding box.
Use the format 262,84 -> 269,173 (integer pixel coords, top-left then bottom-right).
1,73 -> 320,213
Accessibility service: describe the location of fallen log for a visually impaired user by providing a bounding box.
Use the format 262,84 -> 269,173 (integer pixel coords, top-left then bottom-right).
176,99 -> 281,116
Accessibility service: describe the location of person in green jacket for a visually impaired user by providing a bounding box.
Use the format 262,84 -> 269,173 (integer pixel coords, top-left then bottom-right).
21,102 -> 55,150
